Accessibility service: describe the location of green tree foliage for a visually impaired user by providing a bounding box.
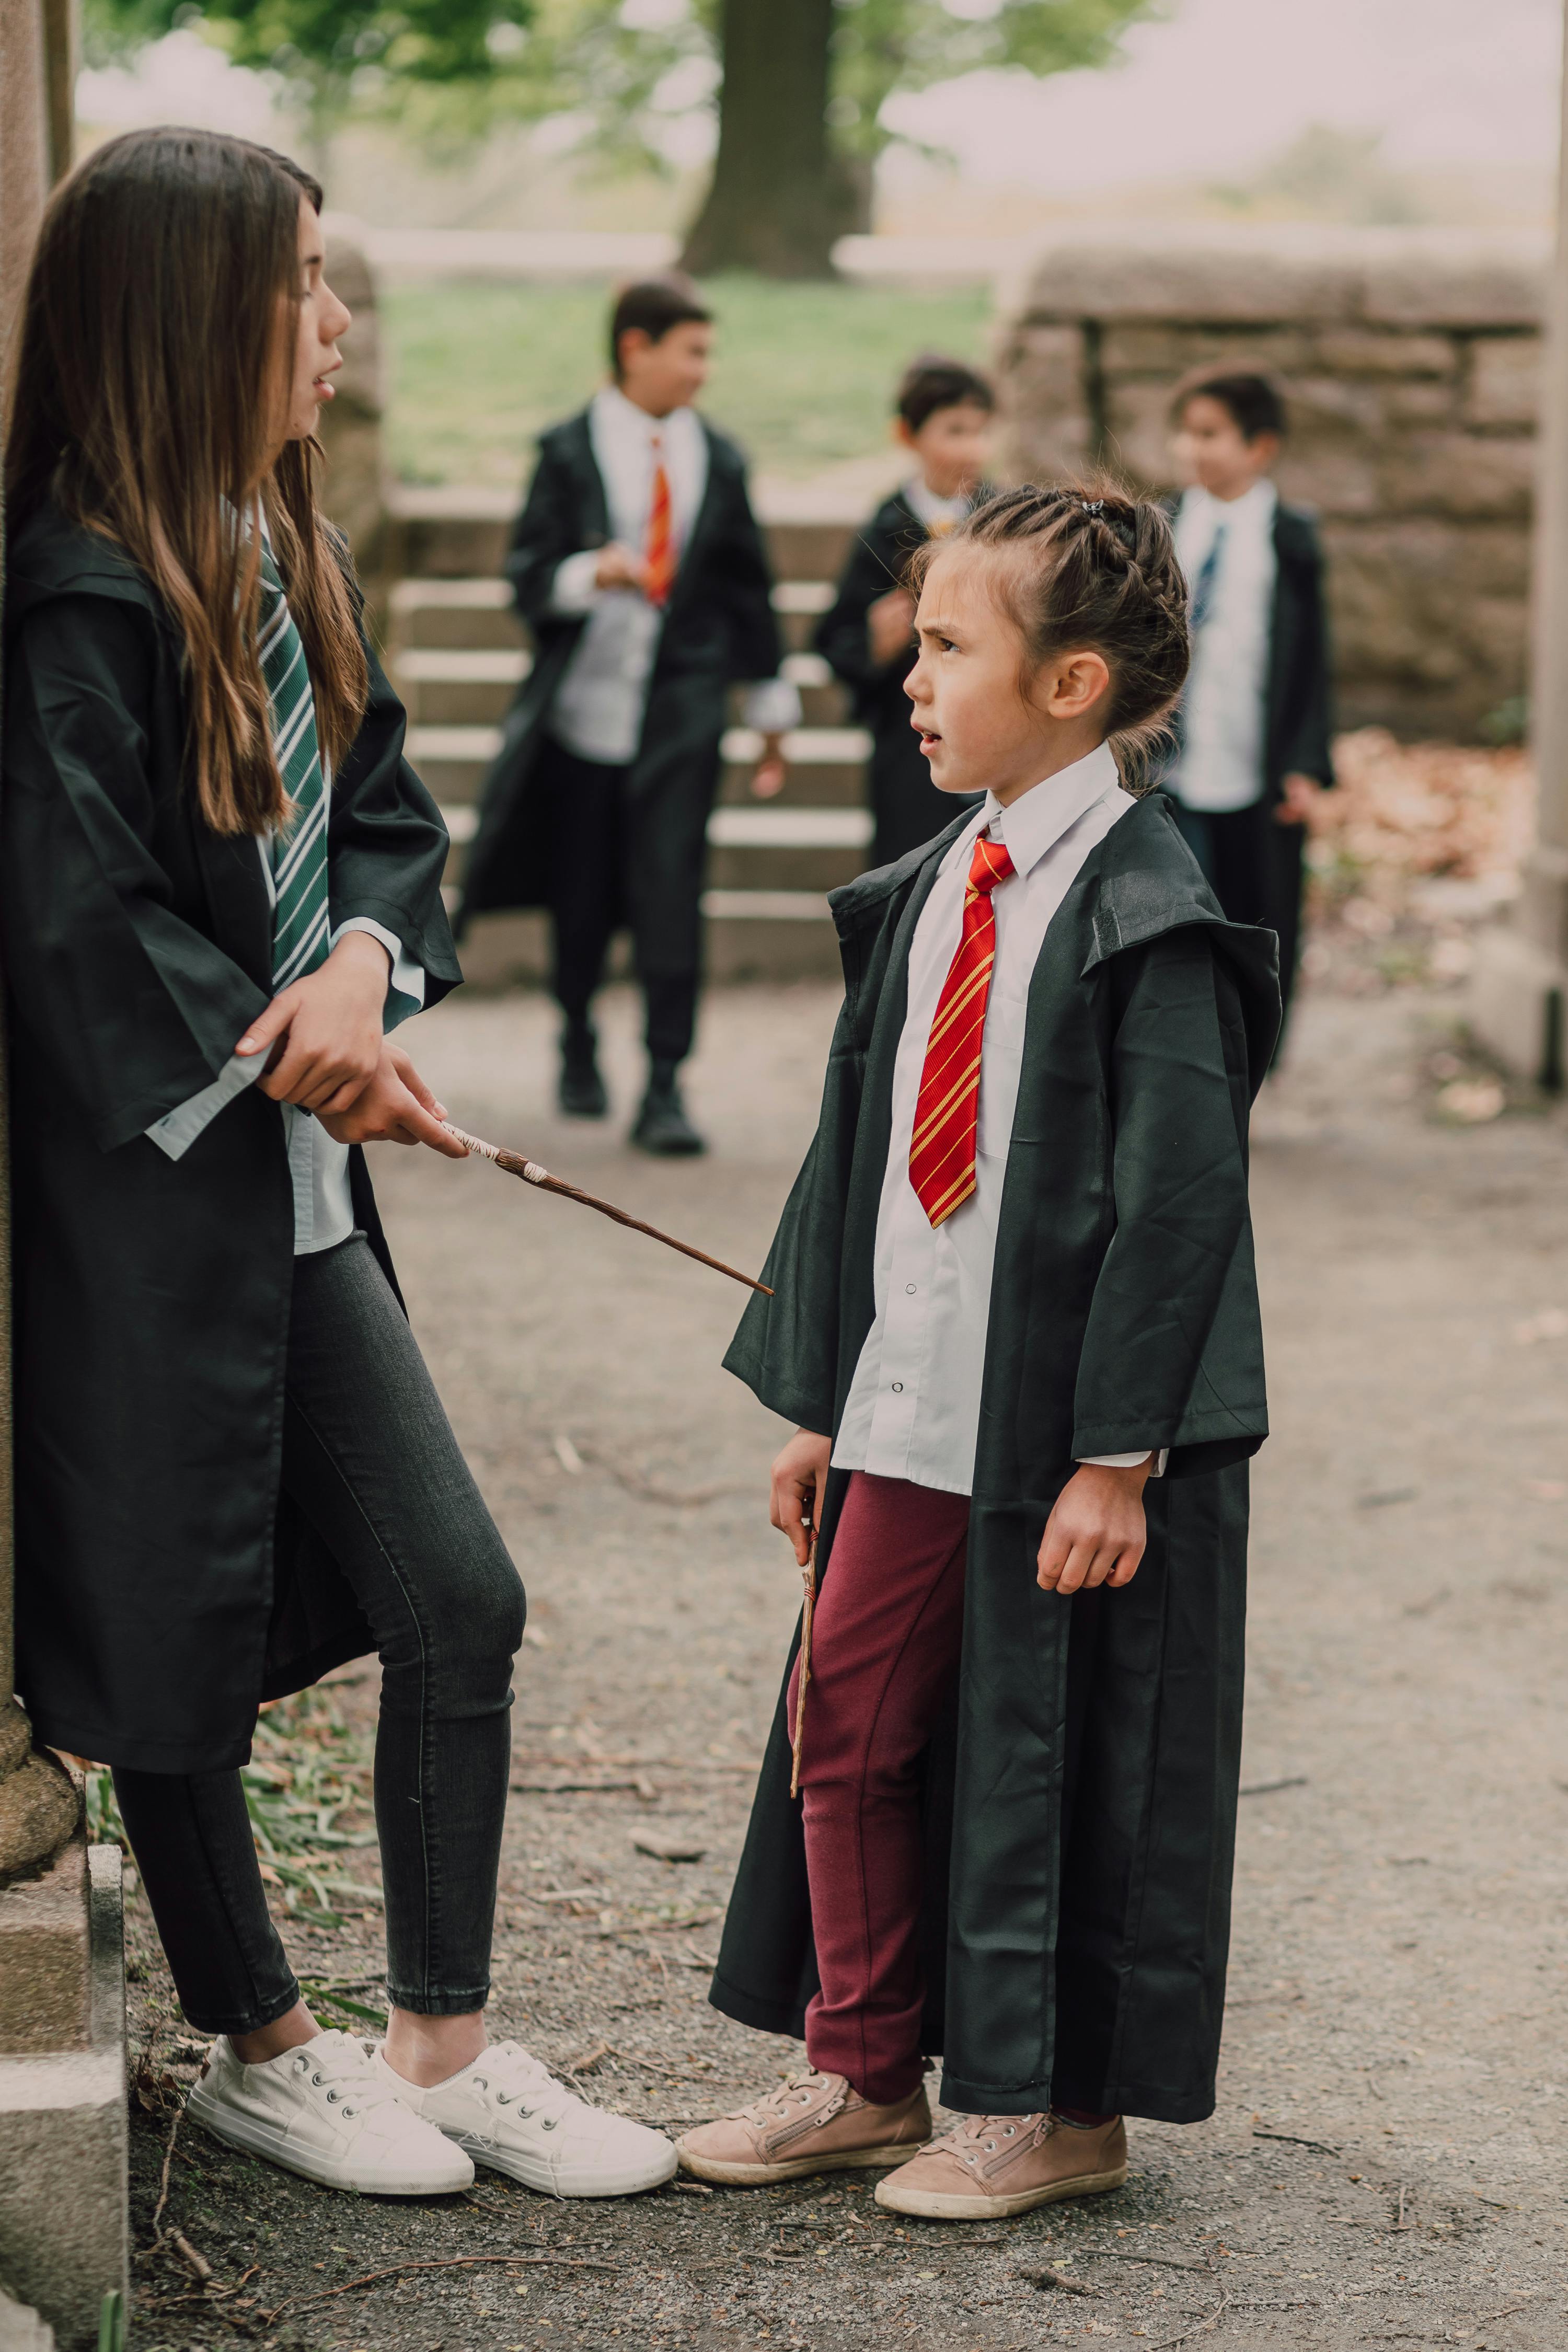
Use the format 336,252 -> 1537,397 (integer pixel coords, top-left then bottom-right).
86,0 -> 1164,266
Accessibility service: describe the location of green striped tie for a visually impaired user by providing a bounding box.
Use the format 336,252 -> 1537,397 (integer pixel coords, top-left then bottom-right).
259,548 -> 330,988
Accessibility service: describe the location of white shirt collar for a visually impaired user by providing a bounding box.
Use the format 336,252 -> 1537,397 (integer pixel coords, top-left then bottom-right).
1182,476 -> 1277,537
905,476 -> 971,531
594,381 -> 693,442
941,741 -> 1122,882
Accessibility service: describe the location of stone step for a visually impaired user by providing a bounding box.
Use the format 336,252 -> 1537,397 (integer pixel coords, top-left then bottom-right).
388,573 -> 837,659
385,486 -> 858,587
453,900 -> 842,988
389,643 -> 847,730
436,800 -> 869,896
388,576 -> 522,652
408,722 -> 872,809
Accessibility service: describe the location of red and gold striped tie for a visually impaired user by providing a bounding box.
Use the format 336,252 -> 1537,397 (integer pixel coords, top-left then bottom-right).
908,832 -> 1017,1227
645,436 -> 675,607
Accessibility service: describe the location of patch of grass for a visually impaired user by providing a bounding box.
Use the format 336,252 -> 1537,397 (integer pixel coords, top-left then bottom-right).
381,274 -> 994,490
86,1684 -> 381,1935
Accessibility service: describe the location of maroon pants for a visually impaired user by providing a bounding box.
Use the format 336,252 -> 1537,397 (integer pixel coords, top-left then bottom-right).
788,1470 -> 970,2105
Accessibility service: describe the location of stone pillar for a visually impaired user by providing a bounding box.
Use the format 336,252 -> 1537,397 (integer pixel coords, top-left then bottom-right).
0,6 -> 131,2345
1472,8 -> 1568,1083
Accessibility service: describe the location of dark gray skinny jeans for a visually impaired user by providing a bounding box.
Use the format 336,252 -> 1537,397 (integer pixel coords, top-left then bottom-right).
113,1232 -> 525,2035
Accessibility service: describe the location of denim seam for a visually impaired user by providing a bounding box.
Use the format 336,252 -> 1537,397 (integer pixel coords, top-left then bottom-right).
286,1387 -> 443,2009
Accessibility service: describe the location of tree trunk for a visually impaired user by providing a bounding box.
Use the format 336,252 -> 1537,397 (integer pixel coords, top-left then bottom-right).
680,0 -> 837,279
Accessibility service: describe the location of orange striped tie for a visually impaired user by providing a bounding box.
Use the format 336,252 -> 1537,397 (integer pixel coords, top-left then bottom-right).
908,832 -> 1016,1227
645,437 -> 675,607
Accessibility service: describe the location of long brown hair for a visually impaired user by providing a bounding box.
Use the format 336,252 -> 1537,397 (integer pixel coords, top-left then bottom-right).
4,126 -> 368,836
912,479 -> 1190,786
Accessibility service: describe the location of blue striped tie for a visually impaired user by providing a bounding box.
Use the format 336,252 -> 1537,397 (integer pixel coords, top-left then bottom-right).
259,549 -> 330,989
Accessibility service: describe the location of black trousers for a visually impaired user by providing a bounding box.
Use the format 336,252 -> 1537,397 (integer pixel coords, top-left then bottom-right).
1169,795 -> 1307,1048
112,1235 -> 525,2035
539,735 -> 704,1067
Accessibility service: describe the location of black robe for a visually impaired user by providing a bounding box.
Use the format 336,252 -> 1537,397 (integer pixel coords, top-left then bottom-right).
1,502 -> 462,1775
456,408 -> 785,972
813,488 -> 982,869
711,794 -> 1279,2123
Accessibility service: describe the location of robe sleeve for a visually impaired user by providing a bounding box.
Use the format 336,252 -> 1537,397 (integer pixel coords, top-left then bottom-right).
325,632 -> 462,1005
722,998 -> 862,1434
0,595 -> 273,1154
814,524 -> 904,699
1070,924 -> 1268,1475
504,442 -> 587,633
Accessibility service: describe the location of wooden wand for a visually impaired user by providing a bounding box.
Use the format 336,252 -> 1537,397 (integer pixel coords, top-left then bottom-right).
790,1514 -> 820,1802
443,1124 -> 773,1297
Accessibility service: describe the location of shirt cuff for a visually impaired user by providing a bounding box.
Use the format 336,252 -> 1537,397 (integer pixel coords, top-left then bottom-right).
145,1050 -> 266,1162
1079,1449 -> 1168,1477
742,677 -> 803,734
549,550 -> 602,615
333,916 -> 426,1032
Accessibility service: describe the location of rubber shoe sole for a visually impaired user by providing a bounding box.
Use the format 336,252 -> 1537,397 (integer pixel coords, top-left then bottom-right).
454,2127 -> 678,2199
186,2082 -> 475,2197
677,2138 -> 927,2187
874,2157 -> 1127,2220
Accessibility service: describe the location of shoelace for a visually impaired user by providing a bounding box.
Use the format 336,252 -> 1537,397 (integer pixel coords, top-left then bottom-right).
464,2042 -> 581,2132
284,2035 -> 403,2124
728,2069 -> 846,2128
926,2112 -> 1044,2166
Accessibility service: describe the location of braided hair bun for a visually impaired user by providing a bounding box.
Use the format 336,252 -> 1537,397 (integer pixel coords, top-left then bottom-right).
909,478 -> 1190,786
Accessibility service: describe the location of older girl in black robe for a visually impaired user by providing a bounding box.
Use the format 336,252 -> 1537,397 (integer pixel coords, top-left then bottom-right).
676,486 -> 1278,2218
2,129 -> 674,2204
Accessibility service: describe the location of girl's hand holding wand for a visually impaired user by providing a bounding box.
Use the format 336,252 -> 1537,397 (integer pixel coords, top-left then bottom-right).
234,932 -> 466,1156
1036,1459 -> 1151,1596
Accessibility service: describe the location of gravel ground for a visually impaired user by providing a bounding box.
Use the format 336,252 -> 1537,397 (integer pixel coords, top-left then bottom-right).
126,972 -> 1568,2351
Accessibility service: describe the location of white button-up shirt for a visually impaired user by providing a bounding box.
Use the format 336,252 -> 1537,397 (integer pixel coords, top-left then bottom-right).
1165,478 -> 1278,815
833,742 -> 1160,1497
547,384 -> 799,765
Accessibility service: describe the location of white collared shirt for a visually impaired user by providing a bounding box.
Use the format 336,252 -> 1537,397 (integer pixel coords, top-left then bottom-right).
903,476 -> 972,534
547,384 -> 799,765
833,743 -> 1161,1496
1166,478 -> 1278,815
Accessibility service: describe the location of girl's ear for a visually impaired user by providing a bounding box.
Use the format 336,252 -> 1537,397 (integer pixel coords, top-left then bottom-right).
1043,649 -> 1112,719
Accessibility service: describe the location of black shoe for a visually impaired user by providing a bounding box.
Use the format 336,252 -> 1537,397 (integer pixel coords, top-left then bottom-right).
558,1027 -> 608,1119
631,1063 -> 706,1156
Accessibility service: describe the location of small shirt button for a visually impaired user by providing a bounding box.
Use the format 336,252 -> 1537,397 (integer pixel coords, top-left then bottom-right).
905,1283 -> 917,1295
891,1381 -> 904,1393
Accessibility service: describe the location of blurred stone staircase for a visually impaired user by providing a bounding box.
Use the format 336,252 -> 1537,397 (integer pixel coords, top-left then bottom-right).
383,487 -> 871,985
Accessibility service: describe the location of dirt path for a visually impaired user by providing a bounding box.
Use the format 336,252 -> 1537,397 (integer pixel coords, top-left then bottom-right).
126,975 -> 1568,2351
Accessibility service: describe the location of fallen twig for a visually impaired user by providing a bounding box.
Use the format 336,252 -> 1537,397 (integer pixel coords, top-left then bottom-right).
260,2250 -> 620,2325
172,2232 -> 213,2283
511,1776 -> 659,1800
151,2102 -> 182,2241
672,2177 -> 712,2197
1019,2265 -> 1099,2297
1091,2250 -> 1216,2276
1147,2290 -> 1232,2348
1238,1777 -> 1308,1797
1252,2127 -> 1341,2157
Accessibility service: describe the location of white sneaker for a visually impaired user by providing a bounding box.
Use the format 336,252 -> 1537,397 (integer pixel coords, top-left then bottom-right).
187,2029 -> 475,2196
372,2038 -> 678,2198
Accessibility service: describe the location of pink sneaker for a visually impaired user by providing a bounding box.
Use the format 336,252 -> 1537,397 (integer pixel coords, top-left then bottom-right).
875,2109 -> 1127,2220
676,2069 -> 930,2185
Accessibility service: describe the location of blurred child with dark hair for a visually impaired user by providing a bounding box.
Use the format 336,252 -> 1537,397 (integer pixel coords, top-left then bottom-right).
1162,367 -> 1334,1046
459,275 -> 799,1152
816,356 -> 994,869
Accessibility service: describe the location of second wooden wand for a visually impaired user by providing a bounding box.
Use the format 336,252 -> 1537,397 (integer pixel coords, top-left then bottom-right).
443,1123 -> 773,1297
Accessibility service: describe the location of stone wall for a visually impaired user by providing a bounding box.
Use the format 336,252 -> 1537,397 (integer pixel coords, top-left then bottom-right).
994,227 -> 1549,742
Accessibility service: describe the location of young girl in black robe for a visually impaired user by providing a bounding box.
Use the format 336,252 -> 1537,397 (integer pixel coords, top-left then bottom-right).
677,485 -> 1279,2217
2,128 -> 674,2203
